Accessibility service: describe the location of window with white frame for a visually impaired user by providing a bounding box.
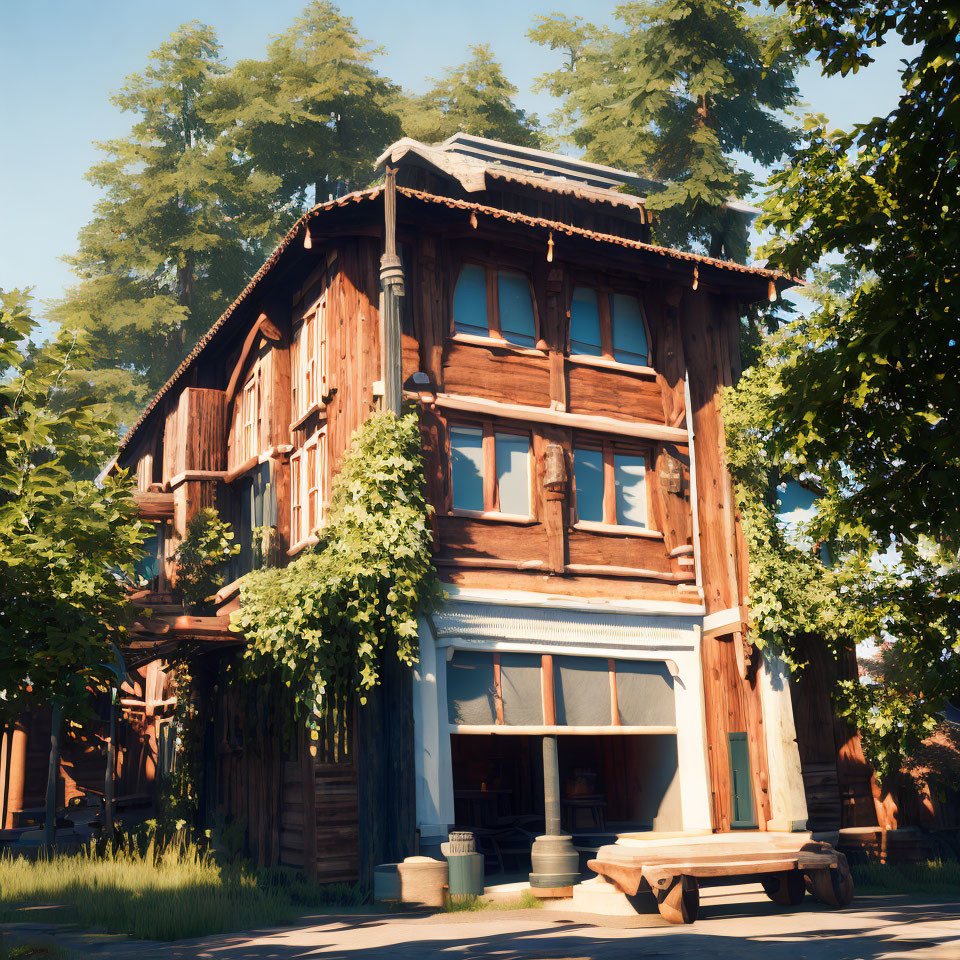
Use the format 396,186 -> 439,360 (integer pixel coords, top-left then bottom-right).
240,372 -> 259,462
290,429 -> 328,547
292,293 -> 328,421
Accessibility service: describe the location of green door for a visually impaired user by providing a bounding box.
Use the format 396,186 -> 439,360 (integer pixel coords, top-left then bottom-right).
728,732 -> 757,828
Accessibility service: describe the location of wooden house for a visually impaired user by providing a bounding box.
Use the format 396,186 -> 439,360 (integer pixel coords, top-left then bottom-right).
99,133 -> 873,883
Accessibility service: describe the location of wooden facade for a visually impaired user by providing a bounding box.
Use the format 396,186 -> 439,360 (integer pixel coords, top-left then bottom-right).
91,133 -> 885,879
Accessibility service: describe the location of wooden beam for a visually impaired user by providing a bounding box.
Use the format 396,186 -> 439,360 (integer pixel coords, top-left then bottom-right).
541,654 -> 556,726
416,392 -> 689,444
226,313 -> 275,404
450,724 -> 678,736
133,490 -> 174,521
564,563 -> 695,582
493,653 -> 504,725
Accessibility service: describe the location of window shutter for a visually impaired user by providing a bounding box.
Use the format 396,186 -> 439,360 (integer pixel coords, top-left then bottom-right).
727,732 -> 757,828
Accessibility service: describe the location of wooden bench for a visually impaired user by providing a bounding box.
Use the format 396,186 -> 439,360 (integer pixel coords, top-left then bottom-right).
588,831 -> 854,924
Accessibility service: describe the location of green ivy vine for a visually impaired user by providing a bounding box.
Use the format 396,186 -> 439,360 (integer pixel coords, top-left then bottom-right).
230,410 -> 442,721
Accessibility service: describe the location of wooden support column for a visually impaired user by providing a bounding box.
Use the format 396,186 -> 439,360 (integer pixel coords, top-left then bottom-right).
681,289 -> 771,831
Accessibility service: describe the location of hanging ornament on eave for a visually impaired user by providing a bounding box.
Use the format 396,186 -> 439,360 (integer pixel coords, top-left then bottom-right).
304,223 -> 313,249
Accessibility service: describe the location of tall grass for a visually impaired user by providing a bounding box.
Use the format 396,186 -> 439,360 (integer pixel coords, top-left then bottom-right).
0,842 -> 368,941
851,859 -> 960,895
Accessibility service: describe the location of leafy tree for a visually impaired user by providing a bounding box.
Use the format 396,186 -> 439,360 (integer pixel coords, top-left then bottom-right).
395,44 -> 541,147
529,2 -> 801,258
206,1 -> 402,207
174,508 -> 240,612
751,2 -> 960,772
49,22 -> 285,425
232,411 -> 441,720
0,292 -> 149,840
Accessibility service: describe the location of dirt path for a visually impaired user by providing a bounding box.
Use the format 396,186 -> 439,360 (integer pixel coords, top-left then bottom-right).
5,883 -> 960,959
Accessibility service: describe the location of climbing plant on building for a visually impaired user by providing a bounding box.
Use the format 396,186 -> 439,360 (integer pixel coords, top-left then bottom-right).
174,508 -> 241,613
231,410 -> 442,721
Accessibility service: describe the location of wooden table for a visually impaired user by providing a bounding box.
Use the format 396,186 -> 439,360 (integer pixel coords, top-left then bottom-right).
588,831 -> 854,924
561,794 -> 607,831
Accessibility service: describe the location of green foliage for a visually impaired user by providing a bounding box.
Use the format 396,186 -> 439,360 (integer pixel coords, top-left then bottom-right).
395,44 -> 541,146
726,301 -> 959,778
760,3 -> 960,549
174,508 -> 240,611
0,841 -> 367,940
530,1 -> 802,258
158,663 -> 203,831
0,293 -> 148,724
48,22 -> 287,425
206,1 -> 402,206
232,411 -> 441,719
751,2 -> 960,776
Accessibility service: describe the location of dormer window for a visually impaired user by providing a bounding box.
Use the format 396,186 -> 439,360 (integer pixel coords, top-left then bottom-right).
453,263 -> 538,349
569,286 -> 649,367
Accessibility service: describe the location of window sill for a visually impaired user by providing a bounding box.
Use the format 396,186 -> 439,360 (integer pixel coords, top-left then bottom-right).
568,354 -> 656,378
287,534 -> 320,557
573,520 -> 663,540
449,333 -> 547,358
290,401 -> 327,432
448,509 -> 537,525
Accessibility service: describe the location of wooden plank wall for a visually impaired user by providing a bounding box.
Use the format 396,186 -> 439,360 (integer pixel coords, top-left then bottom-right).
404,233 -> 699,604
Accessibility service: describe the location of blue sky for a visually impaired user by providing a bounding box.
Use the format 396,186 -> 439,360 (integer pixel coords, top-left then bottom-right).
0,1 -> 914,321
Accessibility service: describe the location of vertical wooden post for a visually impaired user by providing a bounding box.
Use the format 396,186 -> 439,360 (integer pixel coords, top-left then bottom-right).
104,693 -> 116,842
1,720 -> 26,830
300,724 -> 318,881
44,701 -> 63,849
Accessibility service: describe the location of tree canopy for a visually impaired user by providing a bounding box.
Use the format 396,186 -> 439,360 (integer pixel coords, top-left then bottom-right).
0,292 -> 148,725
530,2 -> 802,258
735,0 -> 960,774
206,1 -> 402,207
395,44 -> 541,146
48,22 -> 286,426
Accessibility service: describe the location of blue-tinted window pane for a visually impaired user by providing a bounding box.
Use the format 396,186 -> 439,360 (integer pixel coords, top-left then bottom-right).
574,448 -> 604,523
498,271 -> 537,348
451,425 -> 484,510
615,454 -> 647,527
453,264 -> 489,338
612,293 -> 648,366
570,286 -> 602,356
495,433 -> 530,515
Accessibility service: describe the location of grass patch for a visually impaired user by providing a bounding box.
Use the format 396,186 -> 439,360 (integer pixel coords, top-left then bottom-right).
443,891 -> 544,912
851,860 -> 960,895
0,844 -> 369,941
0,945 -> 69,960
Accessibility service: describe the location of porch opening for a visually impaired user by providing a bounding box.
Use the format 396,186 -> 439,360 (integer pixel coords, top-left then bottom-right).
449,731 -> 681,875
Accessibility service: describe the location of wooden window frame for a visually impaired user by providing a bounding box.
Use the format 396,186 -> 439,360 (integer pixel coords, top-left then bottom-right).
289,427 -> 328,552
570,435 -> 655,536
567,282 -> 653,372
446,416 -> 535,523
450,258 -> 544,353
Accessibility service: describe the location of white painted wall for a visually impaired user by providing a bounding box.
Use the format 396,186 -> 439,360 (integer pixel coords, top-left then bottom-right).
760,653 -> 810,831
